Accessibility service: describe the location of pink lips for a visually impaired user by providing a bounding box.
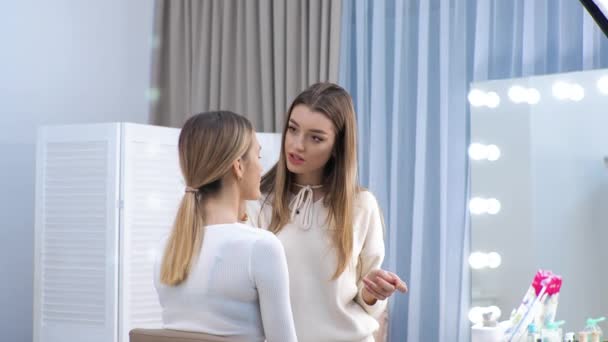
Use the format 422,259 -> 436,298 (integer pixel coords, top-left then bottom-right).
288,153 -> 305,166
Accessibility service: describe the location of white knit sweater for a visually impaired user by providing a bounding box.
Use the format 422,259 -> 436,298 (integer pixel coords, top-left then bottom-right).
246,190 -> 387,342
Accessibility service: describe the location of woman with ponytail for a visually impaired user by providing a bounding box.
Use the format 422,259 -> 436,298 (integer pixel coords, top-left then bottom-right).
153,111 -> 297,342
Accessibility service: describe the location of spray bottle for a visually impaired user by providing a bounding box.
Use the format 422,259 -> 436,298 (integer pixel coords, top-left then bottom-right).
581,317 -> 605,342
526,323 -> 540,342
539,320 -> 564,342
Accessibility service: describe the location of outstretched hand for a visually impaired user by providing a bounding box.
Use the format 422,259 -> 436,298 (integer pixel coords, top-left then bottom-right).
361,269 -> 408,304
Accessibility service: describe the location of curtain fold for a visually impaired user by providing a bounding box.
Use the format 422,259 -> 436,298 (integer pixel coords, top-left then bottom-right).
151,0 -> 343,131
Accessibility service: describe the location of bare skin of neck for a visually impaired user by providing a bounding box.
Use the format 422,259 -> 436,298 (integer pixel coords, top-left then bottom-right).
202,180 -> 242,225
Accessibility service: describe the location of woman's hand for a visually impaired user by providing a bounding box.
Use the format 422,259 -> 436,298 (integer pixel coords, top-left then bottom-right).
361,269 -> 408,305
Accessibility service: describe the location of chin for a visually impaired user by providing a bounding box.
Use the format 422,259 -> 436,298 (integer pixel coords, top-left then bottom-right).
286,162 -> 304,174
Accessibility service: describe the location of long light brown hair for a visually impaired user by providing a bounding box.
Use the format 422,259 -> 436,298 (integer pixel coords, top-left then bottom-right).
160,111 -> 254,286
260,82 -> 359,279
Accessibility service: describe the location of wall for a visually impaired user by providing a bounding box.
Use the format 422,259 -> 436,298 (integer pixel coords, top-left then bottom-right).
0,1 -> 155,340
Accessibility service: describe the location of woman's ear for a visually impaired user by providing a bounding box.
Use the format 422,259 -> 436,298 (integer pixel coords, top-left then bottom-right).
232,158 -> 245,181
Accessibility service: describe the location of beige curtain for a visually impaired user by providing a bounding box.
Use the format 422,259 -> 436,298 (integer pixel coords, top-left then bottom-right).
150,0 -> 343,132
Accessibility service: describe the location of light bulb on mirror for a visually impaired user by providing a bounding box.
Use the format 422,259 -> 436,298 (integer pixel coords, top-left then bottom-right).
469,251 -> 501,270
468,143 -> 487,160
526,88 -> 541,104
571,84 -> 585,102
468,89 -> 486,107
486,198 -> 501,215
468,306 -> 483,324
508,86 -> 540,104
487,252 -> 502,268
468,143 -> 500,161
598,76 -> 608,95
486,145 -> 501,161
553,81 -> 585,101
508,86 -> 527,104
486,92 -> 500,108
468,252 -> 488,270
469,197 -> 488,215
468,89 -> 501,108
552,81 -> 571,100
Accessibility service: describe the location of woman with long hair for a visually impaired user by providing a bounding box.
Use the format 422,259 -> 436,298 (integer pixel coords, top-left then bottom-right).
247,83 -> 407,342
154,111 -> 297,342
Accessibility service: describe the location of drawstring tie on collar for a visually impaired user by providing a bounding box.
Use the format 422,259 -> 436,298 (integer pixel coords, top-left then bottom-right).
290,183 -> 323,230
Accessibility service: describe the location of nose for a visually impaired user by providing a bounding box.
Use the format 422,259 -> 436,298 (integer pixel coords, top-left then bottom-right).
292,133 -> 305,152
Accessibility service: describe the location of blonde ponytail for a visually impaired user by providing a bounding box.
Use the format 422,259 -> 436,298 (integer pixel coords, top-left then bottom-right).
159,111 -> 253,286
160,192 -> 204,286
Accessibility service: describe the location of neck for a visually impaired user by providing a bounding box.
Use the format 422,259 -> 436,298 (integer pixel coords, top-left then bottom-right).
292,172 -> 325,201
202,186 -> 241,226
293,171 -> 323,186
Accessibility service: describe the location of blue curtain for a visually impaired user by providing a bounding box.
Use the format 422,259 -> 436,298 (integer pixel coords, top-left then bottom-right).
473,0 -> 608,80
338,1 -> 608,341
339,1 -> 474,341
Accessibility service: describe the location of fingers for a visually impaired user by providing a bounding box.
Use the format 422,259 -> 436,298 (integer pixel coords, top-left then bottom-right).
375,276 -> 396,294
364,275 -> 395,298
385,271 -> 408,293
396,280 -> 408,293
377,270 -> 403,287
363,277 -> 387,300
370,270 -> 409,294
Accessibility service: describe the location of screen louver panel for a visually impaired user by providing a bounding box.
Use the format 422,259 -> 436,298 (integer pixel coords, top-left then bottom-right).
41,142 -> 109,326
122,134 -> 182,332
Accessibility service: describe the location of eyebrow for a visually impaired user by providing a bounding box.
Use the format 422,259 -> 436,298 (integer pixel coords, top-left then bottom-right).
289,119 -> 329,135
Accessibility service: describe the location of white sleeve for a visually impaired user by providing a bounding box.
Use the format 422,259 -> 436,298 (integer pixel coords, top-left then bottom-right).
251,235 -> 298,342
354,193 -> 388,318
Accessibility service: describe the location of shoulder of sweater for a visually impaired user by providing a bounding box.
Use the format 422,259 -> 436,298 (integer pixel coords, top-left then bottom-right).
248,226 -> 284,256
354,189 -> 379,210
213,222 -> 275,245
220,224 -> 282,255
230,222 -> 273,237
